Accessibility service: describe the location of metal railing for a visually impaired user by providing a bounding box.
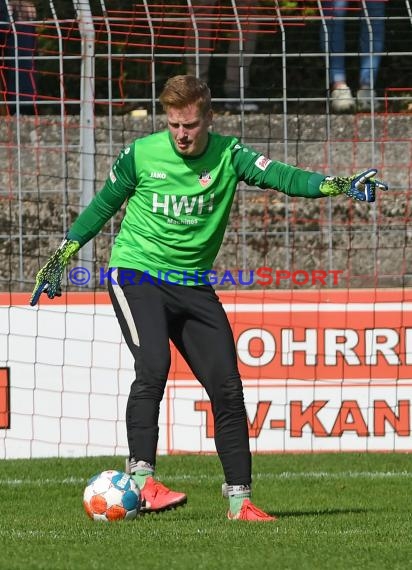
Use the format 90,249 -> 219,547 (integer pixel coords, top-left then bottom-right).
0,1 -> 411,291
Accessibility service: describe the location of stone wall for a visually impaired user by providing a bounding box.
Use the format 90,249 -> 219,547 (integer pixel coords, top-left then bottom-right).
1,113 -> 410,292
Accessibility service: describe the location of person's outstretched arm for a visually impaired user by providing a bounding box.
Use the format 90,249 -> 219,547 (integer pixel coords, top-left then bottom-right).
30,144 -> 137,305
231,142 -> 388,202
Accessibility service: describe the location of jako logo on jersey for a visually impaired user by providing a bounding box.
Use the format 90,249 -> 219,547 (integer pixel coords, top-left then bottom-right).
255,156 -> 272,171
198,170 -> 212,187
150,171 -> 167,179
152,193 -> 215,215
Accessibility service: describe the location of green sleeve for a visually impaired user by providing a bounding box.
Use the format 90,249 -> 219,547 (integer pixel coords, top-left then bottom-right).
67,144 -> 137,246
231,142 -> 325,198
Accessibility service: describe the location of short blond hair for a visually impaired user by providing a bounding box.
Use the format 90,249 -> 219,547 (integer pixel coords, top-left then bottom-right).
159,75 -> 212,115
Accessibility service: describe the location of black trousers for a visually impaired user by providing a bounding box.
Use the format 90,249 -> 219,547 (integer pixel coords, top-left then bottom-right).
108,269 -> 251,486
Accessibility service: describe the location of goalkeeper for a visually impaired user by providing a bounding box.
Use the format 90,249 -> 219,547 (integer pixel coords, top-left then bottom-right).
30,75 -> 388,521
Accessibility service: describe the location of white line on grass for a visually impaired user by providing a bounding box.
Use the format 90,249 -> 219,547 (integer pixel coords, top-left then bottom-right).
266,470 -> 412,480
173,471 -> 412,482
0,471 -> 411,486
0,476 -> 85,486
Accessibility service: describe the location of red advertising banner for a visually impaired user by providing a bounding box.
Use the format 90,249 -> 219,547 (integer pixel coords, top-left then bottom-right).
1,289 -> 411,453
169,289 -> 412,381
0,367 -> 10,429
165,289 -> 412,452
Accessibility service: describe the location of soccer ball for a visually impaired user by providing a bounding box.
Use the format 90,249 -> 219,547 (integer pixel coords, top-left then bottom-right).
83,470 -> 141,521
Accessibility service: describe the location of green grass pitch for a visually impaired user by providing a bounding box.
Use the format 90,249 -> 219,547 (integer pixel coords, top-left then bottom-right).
0,453 -> 411,570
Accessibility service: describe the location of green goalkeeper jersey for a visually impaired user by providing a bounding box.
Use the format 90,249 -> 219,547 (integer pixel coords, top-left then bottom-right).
68,130 -> 325,283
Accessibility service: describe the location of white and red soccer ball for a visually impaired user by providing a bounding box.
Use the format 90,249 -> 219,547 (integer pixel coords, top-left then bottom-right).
83,470 -> 141,521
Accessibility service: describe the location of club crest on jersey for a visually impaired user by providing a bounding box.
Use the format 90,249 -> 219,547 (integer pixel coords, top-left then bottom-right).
198,170 -> 212,187
255,155 -> 272,171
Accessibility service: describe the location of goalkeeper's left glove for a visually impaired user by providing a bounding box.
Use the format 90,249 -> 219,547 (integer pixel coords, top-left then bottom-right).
319,168 -> 388,203
29,238 -> 80,306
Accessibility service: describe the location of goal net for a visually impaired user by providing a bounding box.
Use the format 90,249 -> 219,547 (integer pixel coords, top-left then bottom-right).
1,0 -> 412,458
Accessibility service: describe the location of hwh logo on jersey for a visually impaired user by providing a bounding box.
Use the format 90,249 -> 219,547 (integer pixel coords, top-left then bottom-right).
152,193 -> 215,216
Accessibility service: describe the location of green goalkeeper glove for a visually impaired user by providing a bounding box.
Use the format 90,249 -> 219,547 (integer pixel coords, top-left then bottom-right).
319,168 -> 388,202
30,238 -> 80,306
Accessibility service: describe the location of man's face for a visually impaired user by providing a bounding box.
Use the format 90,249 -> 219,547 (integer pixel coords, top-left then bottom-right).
167,104 -> 213,156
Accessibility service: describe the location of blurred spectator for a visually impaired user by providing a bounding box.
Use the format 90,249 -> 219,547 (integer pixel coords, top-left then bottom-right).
320,0 -> 386,112
186,0 -> 258,112
0,0 -> 37,115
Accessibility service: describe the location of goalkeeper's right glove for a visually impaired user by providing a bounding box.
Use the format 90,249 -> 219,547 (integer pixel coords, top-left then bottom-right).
29,238 -> 80,306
